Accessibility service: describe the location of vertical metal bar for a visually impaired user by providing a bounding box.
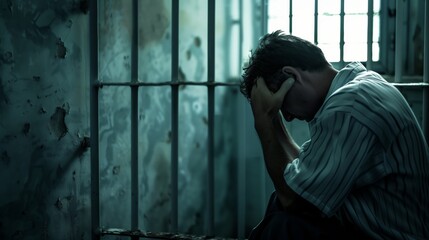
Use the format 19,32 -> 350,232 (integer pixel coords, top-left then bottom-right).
89,0 -> 100,239
171,0 -> 179,233
314,0 -> 318,44
289,0 -> 293,34
367,0 -> 374,70
261,0 -> 268,34
395,0 -> 404,83
237,0 -> 245,239
130,0 -> 139,237
380,0 -> 388,71
340,0 -> 345,65
238,0 -> 243,80
423,0 -> 429,143
207,0 -> 215,236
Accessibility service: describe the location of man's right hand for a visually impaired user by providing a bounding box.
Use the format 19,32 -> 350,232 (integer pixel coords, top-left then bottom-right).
250,76 -> 295,123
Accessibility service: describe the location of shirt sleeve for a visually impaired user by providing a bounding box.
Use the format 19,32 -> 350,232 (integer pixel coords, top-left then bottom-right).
284,111 -> 378,217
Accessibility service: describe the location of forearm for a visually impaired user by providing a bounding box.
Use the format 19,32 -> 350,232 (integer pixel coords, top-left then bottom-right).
273,113 -> 300,160
254,113 -> 300,208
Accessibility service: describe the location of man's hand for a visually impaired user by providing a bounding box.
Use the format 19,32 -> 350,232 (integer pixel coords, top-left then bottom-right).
250,76 -> 298,210
250,77 -> 295,120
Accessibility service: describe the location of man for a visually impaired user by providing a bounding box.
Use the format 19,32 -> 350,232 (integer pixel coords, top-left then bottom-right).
241,30 -> 429,239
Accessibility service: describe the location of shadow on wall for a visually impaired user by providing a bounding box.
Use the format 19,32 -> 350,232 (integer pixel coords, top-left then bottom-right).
0,136 -> 89,239
0,0 -> 91,239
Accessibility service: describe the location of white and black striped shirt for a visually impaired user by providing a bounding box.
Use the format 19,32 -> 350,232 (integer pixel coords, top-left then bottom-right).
284,62 -> 429,239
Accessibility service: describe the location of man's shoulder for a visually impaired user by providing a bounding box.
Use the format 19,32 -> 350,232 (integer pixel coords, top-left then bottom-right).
325,73 -> 396,110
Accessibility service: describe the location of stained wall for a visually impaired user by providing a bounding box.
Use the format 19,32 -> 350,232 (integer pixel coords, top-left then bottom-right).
0,0 -> 91,239
0,0 -> 263,239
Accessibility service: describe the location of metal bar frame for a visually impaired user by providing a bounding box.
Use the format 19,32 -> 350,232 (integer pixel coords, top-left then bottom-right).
395,0 -> 404,82
130,0 -> 139,237
367,0 -> 374,70
89,0 -> 100,239
339,0 -> 345,65
99,228 -> 229,239
289,0 -> 293,34
207,0 -> 216,235
92,0 -> 429,239
262,0 -> 268,34
237,0 -> 245,239
171,0 -> 180,233
314,0 -> 318,45
266,0 -> 385,72
96,81 -> 239,87
96,81 -> 429,89
423,0 -> 429,143
380,0 -> 389,72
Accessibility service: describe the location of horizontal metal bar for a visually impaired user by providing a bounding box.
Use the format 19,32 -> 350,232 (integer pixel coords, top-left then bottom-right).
96,81 -> 240,87
98,228 -> 236,240
392,83 -> 429,88
97,81 -> 429,88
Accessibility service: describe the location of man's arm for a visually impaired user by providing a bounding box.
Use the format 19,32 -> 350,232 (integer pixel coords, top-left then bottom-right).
273,112 -> 300,160
251,77 -> 300,209
254,112 -> 300,209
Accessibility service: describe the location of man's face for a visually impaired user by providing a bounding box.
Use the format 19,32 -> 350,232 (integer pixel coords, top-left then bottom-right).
264,67 -> 322,122
278,78 -> 319,122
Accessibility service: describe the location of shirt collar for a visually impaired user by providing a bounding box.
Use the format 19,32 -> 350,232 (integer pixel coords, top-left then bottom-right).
311,62 -> 367,121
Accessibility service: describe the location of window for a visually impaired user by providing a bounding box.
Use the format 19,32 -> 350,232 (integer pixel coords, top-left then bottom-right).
267,0 -> 381,66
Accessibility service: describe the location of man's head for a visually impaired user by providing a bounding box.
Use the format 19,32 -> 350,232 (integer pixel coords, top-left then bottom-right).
240,30 -> 335,121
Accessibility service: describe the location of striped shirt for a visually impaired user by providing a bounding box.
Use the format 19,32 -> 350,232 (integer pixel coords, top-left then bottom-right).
284,62 -> 429,239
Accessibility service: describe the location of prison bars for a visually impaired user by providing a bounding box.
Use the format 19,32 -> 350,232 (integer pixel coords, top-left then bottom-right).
207,0 -> 216,235
340,0 -> 345,65
171,0 -> 179,233
423,0 -> 429,143
90,0 -> 429,239
89,0 -> 100,239
367,0 -> 374,70
394,0 -> 429,143
285,0 -> 429,137
237,1 -> 246,239
289,0 -> 293,34
130,1 -> 139,239
90,0 -> 222,238
314,0 -> 318,45
395,0 -> 405,83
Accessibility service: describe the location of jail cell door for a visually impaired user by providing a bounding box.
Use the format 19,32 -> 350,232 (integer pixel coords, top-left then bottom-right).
89,0 -> 255,239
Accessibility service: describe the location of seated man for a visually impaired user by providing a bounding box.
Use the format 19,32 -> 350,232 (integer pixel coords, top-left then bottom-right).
240,30 -> 429,239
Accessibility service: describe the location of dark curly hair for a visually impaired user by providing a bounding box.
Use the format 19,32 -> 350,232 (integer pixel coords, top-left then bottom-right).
240,30 -> 330,101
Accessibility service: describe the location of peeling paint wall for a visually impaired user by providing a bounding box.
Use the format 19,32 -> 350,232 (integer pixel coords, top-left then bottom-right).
0,0 -> 91,239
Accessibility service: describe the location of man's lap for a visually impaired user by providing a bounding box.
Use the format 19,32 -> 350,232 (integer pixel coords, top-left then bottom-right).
248,192 -> 370,240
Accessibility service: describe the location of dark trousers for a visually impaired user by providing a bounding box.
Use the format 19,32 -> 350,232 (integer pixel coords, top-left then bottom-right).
248,192 -> 371,240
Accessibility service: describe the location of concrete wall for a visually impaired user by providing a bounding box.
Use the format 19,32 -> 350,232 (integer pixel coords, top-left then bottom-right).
0,0 -> 91,239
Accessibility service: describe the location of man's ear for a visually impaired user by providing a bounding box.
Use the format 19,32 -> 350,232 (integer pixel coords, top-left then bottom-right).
281,66 -> 300,81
